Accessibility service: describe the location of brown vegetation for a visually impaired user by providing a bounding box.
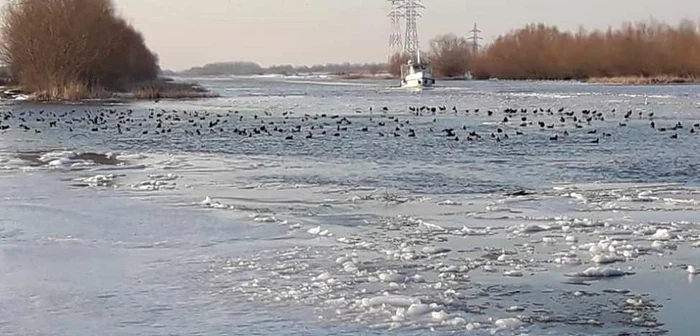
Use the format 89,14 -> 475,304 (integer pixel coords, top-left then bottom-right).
127,80 -> 212,100
428,34 -> 473,78
470,20 -> 700,81
0,0 -> 206,100
387,35 -> 473,78
388,52 -> 411,77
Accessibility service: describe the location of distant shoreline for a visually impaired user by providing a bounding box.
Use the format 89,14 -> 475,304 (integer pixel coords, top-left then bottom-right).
173,73 -> 700,86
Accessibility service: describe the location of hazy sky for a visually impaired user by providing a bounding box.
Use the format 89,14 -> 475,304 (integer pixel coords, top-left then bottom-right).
34,1 -> 700,70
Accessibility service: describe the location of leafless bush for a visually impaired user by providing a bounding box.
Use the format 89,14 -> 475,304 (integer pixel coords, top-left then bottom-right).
470,20 -> 700,80
0,0 -> 160,100
428,34 -> 473,78
388,52 -> 410,77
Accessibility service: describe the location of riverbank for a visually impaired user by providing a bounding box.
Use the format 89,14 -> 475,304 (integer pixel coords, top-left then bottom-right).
586,76 -> 700,85
1,78 -> 215,102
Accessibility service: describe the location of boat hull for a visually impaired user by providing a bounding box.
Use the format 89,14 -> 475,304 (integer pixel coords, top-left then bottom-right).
401,73 -> 435,90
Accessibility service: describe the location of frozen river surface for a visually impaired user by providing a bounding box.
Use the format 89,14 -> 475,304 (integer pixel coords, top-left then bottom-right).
1,77 -> 700,335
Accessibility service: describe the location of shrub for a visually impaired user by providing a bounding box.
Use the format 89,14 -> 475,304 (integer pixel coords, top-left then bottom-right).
388,52 -> 411,77
428,34 -> 473,78
470,20 -> 700,80
0,0 -> 160,100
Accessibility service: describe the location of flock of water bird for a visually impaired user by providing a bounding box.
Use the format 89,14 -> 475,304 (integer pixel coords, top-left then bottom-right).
0,104 -> 698,144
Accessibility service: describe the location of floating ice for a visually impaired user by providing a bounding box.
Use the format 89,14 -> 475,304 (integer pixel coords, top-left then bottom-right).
542,236 -> 557,244
506,305 -> 525,312
418,220 -> 445,232
437,200 -> 462,206
688,265 -> 698,275
422,246 -> 451,255
492,317 -> 525,333
466,322 -> 483,331
430,310 -> 449,322
568,192 -> 587,203
378,271 -> 406,283
567,266 -> 631,278
147,173 -> 178,181
651,240 -> 676,250
406,303 -> 432,317
459,226 -> 491,236
307,226 -> 322,235
39,150 -> 77,162
48,158 -> 95,170
518,224 -> 554,233
253,216 -> 278,223
503,270 -> 523,277
650,229 -> 672,241
448,317 -> 467,326
76,174 -> 117,187
591,254 -> 623,264
115,153 -> 147,160
131,179 -> 175,191
313,272 -> 332,281
555,256 -> 582,265
361,295 -> 420,308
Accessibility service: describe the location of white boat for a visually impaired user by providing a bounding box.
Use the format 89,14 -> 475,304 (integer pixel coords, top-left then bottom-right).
400,52 -> 435,90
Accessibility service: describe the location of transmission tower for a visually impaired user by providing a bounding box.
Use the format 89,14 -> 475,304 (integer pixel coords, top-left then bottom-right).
401,0 -> 424,56
388,0 -> 404,50
468,23 -> 483,54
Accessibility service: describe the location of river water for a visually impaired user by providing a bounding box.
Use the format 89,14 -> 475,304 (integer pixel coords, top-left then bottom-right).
1,77 -> 699,335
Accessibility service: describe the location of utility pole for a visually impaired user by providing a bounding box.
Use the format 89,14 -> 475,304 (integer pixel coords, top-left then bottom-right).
468,23 -> 483,54
388,0 -> 404,50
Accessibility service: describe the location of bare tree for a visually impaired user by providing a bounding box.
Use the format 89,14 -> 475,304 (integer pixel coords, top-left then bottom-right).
470,20 -> 700,80
387,52 -> 410,78
0,0 -> 160,100
428,34 -> 473,78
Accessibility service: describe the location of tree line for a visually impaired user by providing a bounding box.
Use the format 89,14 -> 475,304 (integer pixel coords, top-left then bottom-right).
391,19 -> 700,81
1,0 -> 160,100
175,62 -> 387,77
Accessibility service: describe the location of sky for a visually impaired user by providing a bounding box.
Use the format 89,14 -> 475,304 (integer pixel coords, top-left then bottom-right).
35,0 -> 700,70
